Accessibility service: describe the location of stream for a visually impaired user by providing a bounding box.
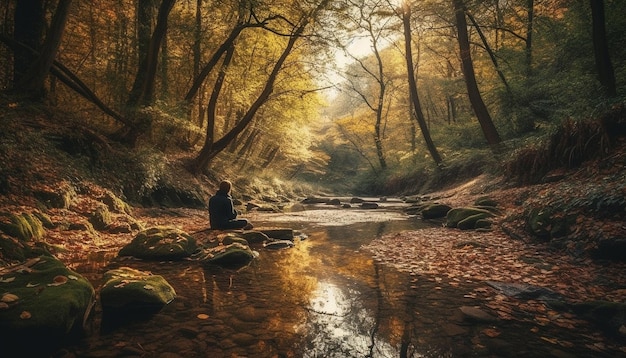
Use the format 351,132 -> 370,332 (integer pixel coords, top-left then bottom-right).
59,204 -> 617,357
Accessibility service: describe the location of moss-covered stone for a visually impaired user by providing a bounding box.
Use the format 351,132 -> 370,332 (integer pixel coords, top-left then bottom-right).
196,242 -> 258,268
527,207 -> 571,240
33,182 -> 76,209
474,196 -> 497,207
100,267 -> 175,313
0,256 -> 95,352
421,204 -> 452,219
101,189 -> 132,215
0,212 -> 45,241
458,213 -> 493,230
446,207 -> 495,228
119,226 -> 197,260
89,205 -> 112,231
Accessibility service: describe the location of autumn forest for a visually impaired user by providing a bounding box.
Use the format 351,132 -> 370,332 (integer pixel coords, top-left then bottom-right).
1,0 -> 623,194
2,1 -> 626,356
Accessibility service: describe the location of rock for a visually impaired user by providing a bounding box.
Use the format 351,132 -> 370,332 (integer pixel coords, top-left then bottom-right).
100,267 -> 176,313
89,205 -> 112,231
458,212 -> 494,230
571,300 -> 626,337
474,196 -> 497,207
118,226 -> 197,260
0,211 -> 46,241
260,228 -> 294,241
263,240 -> 294,250
486,281 -> 564,301
350,197 -> 365,204
360,202 -> 379,209
301,197 -> 328,204
195,242 -> 258,268
447,207 -> 495,228
33,182 -> 76,209
421,204 -> 452,219
526,207 -> 571,240
596,236 -> 626,261
0,256 -> 95,354
460,306 -> 497,322
327,198 -> 341,205
241,231 -> 270,244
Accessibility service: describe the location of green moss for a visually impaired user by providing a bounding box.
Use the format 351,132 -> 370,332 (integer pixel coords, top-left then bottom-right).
100,267 -> 176,311
447,207 -> 495,228
119,226 -> 197,260
421,204 -> 452,219
458,213 -> 493,230
0,256 -> 95,337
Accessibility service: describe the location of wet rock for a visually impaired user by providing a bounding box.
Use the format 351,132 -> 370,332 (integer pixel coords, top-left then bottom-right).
460,306 -> 497,322
100,267 -> 176,313
302,197 -> 328,204
361,202 -> 379,209
260,228 -> 294,241
263,239 -> 294,250
442,323 -> 468,336
195,242 -> 258,268
241,231 -> 270,244
327,198 -> 341,205
350,197 -> 364,204
0,256 -> 95,354
421,204 -> 452,219
119,226 -> 197,260
486,281 -> 564,301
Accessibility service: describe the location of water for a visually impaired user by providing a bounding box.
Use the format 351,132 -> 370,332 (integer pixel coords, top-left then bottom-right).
60,208 -> 620,357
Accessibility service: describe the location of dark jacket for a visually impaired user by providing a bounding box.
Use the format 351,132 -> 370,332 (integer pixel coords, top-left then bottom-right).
208,190 -> 237,229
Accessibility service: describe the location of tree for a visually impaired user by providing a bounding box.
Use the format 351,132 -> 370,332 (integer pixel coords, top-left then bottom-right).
401,1 -> 442,165
191,0 -> 331,173
590,0 -> 616,97
14,0 -> 72,100
12,0 -> 44,86
453,0 -> 501,146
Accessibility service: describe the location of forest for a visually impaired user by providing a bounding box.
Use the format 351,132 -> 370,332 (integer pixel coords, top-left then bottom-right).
1,0 -> 623,195
1,0 -> 626,357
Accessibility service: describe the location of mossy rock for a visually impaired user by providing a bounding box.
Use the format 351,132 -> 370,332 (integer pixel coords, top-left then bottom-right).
0,256 -> 95,352
572,301 -> 626,337
89,205 -> 112,231
474,196 -> 497,207
118,226 -> 197,260
196,242 -> 258,268
421,204 -> 452,219
446,207 -> 495,228
33,183 -> 76,209
100,267 -> 176,313
458,213 -> 494,230
0,212 -> 45,241
527,208 -> 571,240
100,189 -> 132,215
260,228 -> 294,241
241,231 -> 270,244
475,219 -> 493,230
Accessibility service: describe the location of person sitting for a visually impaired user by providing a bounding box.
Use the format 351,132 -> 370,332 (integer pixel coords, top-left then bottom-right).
208,180 -> 253,230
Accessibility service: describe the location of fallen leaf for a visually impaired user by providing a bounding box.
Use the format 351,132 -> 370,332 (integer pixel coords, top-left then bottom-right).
197,313 -> 209,320
20,311 -> 31,319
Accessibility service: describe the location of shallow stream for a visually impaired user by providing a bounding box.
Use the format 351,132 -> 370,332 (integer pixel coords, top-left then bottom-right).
61,205 -> 617,357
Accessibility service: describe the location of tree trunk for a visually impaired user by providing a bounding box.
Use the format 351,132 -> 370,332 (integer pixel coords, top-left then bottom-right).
13,0 -> 44,86
590,0 -> 616,97
525,0 -> 534,77
15,0 -> 71,99
127,0 -> 175,107
453,0 -> 501,146
402,3 -> 443,165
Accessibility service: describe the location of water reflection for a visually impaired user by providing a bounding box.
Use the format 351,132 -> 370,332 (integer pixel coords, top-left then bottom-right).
60,212 -> 613,357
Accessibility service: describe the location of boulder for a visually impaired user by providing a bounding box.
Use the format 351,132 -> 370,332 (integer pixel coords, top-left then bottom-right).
0,256 -> 95,353
457,212 -> 494,230
474,196 -> 497,207
241,231 -> 270,244
260,228 -> 294,241
195,242 -> 258,268
446,207 -> 495,228
100,267 -> 176,313
263,240 -> 295,250
0,211 -> 45,241
421,204 -> 452,219
571,301 -> 626,337
361,202 -> 379,209
119,226 -> 197,260
527,208 -> 571,240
